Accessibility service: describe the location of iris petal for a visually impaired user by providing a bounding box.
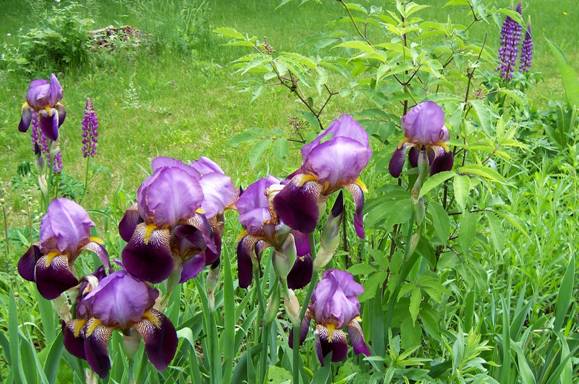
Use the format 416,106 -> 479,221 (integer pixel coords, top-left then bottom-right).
430,150 -> 454,175
345,183 -> 365,239
388,146 -> 407,178
121,224 -> 174,283
287,253 -> 313,290
315,326 -> 349,363
35,255 -> 79,300
134,310 -> 178,371
179,254 -> 205,283
273,180 -> 320,233
19,107 -> 33,133
62,320 -> 86,360
84,319 -> 112,378
39,109 -> 59,141
80,241 -> 110,270
236,235 -> 257,288
347,319 -> 370,356
288,312 -> 311,348
118,204 -> 142,242
18,244 -> 41,281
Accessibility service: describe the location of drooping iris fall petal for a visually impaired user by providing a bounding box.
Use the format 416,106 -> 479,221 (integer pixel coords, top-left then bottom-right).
134,309 -> 178,371
122,225 -> 174,284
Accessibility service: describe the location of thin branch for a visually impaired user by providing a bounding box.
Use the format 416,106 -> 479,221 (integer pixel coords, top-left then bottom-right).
337,0 -> 373,46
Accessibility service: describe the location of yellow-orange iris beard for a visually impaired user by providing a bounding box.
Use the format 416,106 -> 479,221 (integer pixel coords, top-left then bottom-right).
143,223 -> 157,245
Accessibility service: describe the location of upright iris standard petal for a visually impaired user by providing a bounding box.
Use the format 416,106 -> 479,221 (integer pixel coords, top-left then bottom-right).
134,309 -> 178,371
236,176 -> 280,234
137,166 -> 203,227
197,172 -> 237,219
81,270 -> 158,328
402,101 -> 447,146
40,198 -> 94,254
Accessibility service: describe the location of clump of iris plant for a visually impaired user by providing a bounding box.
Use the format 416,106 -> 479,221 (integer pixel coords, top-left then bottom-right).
273,114 -> 371,238
119,156 -> 236,284
388,101 -> 453,178
81,98 -> 99,158
236,176 -> 313,290
18,74 -> 66,141
63,269 -> 177,378
519,23 -> 533,73
497,2 -> 523,80
290,269 -> 370,363
17,198 -> 109,299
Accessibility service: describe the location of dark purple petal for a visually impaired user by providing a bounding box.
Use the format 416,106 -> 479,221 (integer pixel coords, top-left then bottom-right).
40,198 -> 94,254
347,319 -> 370,356
388,146 -> 407,178
204,231 -> 221,267
236,236 -> 256,289
331,191 -> 344,218
122,224 -> 174,284
80,241 -> 110,270
118,204 -> 142,242
38,109 -> 59,141
134,310 -> 177,371
62,320 -> 86,360
345,183 -> 365,239
287,253 -> 313,290
18,244 -> 41,281
84,319 -> 112,378
430,150 -> 454,175
315,327 -> 349,363
81,270 -> 158,328
288,313 -> 311,348
408,146 -> 419,168
35,255 -> 79,300
183,214 -> 217,255
170,224 -> 207,262
19,106 -> 32,133
179,254 -> 205,283
56,103 -> 66,127
273,180 -> 321,233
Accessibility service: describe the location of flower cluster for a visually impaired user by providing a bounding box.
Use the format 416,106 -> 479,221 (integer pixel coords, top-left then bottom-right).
388,101 -> 453,178
519,24 -> 533,73
497,3 -> 533,79
81,98 -> 99,158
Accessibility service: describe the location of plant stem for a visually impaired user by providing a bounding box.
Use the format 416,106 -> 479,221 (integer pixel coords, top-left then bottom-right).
292,233 -> 318,384
253,260 -> 268,383
82,157 -> 90,201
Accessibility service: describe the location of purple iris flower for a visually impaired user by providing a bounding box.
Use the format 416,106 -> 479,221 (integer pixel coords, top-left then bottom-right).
17,198 -> 109,299
388,101 -> 454,178
19,74 -> 66,141
236,177 -> 313,289
120,156 -> 236,284
273,115 -> 371,238
63,269 -> 177,378
290,269 -> 370,363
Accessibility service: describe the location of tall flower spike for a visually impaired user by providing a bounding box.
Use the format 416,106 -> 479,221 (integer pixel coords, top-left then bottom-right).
273,114 -> 371,238
519,23 -> 533,73
19,74 -> 66,141
53,151 -> 63,174
497,2 -> 523,80
388,101 -> 453,178
289,269 -> 370,363
81,98 -> 99,158
17,198 -> 109,299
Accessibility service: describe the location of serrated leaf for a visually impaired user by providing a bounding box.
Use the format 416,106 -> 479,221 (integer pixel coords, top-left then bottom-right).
419,171 -> 456,198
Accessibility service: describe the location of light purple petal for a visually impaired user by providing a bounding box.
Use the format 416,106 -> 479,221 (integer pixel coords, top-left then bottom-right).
345,183 -> 365,239
40,198 -> 94,254
198,172 -> 237,219
236,176 -> 279,233
190,156 -> 224,176
347,319 -> 370,356
48,74 -> 63,106
402,101 -> 446,145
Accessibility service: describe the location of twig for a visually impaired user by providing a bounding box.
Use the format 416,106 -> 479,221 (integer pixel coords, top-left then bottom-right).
337,0 -> 373,46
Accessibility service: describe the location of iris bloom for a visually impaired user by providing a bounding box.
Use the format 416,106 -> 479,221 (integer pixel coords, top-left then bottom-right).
17,198 -> 109,299
291,269 -> 370,363
236,176 -> 313,289
120,156 -> 236,283
388,101 -> 454,178
273,115 -> 371,238
19,74 -> 66,141
62,269 -> 177,378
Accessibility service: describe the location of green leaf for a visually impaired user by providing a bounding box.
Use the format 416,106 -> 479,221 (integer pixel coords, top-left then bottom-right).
348,263 -> 376,276
213,27 -> 245,40
419,171 -> 456,198
9,293 -> 28,384
249,140 -> 271,168
429,202 -> 450,245
458,165 -> 506,184
554,253 -> 575,330
469,99 -> 492,133
44,333 -> 64,384
222,252 -> 235,384
486,212 -> 504,251
359,270 -> 387,302
458,211 -> 477,253
453,175 -> 470,211
546,39 -> 579,106
409,288 -> 422,325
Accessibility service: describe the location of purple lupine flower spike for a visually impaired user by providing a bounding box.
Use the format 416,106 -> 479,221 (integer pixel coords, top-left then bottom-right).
289,269 -> 370,363
53,151 -> 63,174
81,98 -> 99,158
388,101 -> 454,178
66,270 -> 177,378
497,2 -> 523,80
519,23 -> 533,72
17,198 -> 109,299
19,74 -> 66,140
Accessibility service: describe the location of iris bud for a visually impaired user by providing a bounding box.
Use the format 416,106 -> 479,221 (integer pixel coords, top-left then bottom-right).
284,289 -> 301,326
273,233 -> 297,284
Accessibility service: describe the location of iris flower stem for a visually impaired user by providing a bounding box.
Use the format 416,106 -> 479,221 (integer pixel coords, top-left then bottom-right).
2,204 -> 9,257
292,233 -> 318,384
252,260 -> 269,383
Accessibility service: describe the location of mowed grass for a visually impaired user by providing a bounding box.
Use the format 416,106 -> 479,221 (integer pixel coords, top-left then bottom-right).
0,0 -> 577,222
